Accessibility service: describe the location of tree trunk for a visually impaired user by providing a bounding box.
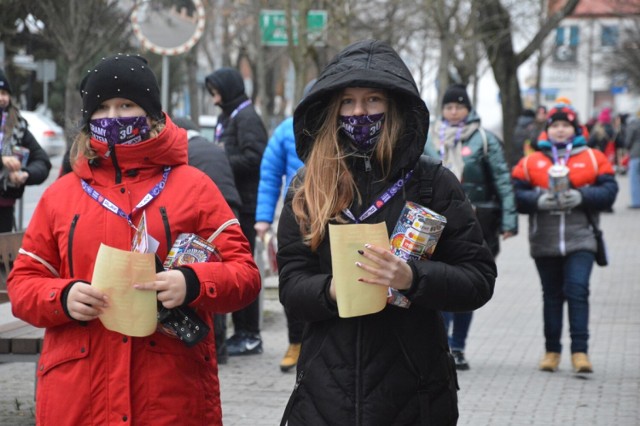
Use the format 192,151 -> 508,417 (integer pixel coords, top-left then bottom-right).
477,0 -> 580,160
494,63 -> 521,155
477,0 -> 522,161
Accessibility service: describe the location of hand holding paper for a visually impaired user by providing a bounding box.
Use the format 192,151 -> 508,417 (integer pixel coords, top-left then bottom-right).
329,223 -> 390,318
91,244 -> 157,337
66,282 -> 108,322
134,269 -> 187,309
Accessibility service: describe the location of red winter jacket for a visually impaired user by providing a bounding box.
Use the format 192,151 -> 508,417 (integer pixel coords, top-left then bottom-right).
7,115 -> 261,425
511,146 -> 618,257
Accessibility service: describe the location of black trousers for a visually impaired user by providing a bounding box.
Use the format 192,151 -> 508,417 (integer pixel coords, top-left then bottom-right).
285,307 -> 304,344
230,212 -> 260,334
214,212 -> 261,341
0,206 -> 15,233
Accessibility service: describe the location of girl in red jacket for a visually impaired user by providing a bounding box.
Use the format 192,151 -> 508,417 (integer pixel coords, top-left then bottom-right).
7,54 -> 261,425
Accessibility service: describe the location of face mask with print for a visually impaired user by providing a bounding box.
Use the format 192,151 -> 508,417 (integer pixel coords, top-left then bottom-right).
339,113 -> 385,152
89,116 -> 151,146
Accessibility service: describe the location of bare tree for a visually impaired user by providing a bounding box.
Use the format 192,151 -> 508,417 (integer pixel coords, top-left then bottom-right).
601,15 -> 640,92
32,0 -> 135,142
476,0 -> 579,156
426,0 -> 488,109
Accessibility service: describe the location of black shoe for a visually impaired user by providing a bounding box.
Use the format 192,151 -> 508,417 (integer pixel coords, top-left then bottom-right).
452,350 -> 470,371
226,332 -> 263,356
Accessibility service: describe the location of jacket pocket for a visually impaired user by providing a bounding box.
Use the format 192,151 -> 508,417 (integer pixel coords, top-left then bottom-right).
142,333 -> 216,420
37,324 -> 90,377
36,325 -> 91,426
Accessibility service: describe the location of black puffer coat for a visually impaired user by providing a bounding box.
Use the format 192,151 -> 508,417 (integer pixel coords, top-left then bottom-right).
277,39 -> 497,426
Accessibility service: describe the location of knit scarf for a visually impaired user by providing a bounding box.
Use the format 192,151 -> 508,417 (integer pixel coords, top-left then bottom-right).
0,105 -> 27,157
432,119 -> 479,180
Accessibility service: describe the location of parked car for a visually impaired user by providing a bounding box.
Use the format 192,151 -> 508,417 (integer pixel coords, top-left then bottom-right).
20,109 -> 66,157
198,115 -> 217,143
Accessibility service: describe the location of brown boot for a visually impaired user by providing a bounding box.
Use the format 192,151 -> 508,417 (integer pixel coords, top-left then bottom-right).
280,343 -> 301,372
571,352 -> 593,373
539,352 -> 561,372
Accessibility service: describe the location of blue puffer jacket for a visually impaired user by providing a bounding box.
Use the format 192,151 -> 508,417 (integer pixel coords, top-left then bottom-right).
255,117 -> 303,223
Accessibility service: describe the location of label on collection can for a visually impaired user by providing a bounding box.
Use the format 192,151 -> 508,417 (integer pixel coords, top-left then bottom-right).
390,201 -> 447,262
548,164 -> 570,197
163,233 -> 222,269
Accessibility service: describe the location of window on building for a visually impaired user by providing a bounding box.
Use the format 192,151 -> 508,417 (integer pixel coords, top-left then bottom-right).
601,25 -> 619,47
556,26 -> 579,46
555,26 -> 579,62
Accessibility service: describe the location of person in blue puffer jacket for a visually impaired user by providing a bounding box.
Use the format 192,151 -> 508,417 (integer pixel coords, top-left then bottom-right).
254,79 -> 316,372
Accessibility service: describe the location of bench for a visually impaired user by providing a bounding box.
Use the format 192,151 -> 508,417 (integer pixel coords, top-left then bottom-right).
0,230 -> 44,364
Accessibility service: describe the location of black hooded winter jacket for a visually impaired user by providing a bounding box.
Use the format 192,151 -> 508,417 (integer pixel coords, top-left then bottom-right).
204,68 -> 267,216
277,39 -> 497,426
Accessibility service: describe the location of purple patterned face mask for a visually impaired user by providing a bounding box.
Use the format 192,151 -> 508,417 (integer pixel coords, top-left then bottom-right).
89,116 -> 150,146
339,113 -> 385,152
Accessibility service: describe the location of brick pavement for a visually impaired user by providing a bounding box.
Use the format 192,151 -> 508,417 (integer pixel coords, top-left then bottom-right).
1,174 -> 638,426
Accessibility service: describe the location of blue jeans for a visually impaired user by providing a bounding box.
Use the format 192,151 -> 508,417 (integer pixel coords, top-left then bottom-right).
629,157 -> 640,207
534,251 -> 595,354
442,311 -> 473,351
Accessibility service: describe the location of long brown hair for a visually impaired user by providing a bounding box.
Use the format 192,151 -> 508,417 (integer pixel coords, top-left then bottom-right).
69,118 -> 165,167
292,90 -> 403,251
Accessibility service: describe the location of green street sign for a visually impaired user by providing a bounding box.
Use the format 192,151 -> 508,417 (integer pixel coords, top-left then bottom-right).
260,9 -> 327,46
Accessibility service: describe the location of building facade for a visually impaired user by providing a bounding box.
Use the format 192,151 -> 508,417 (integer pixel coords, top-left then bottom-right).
538,0 -> 640,120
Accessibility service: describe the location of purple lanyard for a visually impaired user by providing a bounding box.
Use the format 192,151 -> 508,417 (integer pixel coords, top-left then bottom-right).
215,100 -> 252,143
438,120 -> 465,160
80,166 -> 171,230
342,169 -> 414,223
550,143 -> 572,165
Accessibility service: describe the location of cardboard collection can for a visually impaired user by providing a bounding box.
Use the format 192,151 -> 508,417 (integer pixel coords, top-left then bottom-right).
163,233 -> 222,269
548,164 -> 570,197
390,201 -> 447,262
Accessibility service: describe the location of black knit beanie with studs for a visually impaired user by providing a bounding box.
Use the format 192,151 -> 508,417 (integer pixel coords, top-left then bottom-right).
442,84 -> 472,110
79,54 -> 162,128
0,69 -> 12,94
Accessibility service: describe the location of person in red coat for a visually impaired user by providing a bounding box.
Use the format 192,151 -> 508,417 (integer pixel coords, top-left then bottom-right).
7,54 -> 261,426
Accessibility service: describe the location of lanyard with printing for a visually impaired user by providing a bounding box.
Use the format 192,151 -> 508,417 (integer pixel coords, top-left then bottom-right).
215,99 -> 252,143
80,166 -> 171,230
551,143 -> 572,165
342,169 -> 414,223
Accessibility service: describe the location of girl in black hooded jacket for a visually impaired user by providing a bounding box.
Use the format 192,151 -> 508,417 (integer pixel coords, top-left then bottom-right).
277,39 -> 497,426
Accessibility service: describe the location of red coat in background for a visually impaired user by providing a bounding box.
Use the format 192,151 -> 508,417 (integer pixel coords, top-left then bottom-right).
7,115 -> 261,425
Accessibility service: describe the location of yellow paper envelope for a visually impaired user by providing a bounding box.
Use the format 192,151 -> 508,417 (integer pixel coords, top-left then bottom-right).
91,244 -> 157,337
329,222 -> 389,318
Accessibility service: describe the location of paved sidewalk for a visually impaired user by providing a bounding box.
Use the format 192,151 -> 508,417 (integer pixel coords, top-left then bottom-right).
1,174 -> 638,425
